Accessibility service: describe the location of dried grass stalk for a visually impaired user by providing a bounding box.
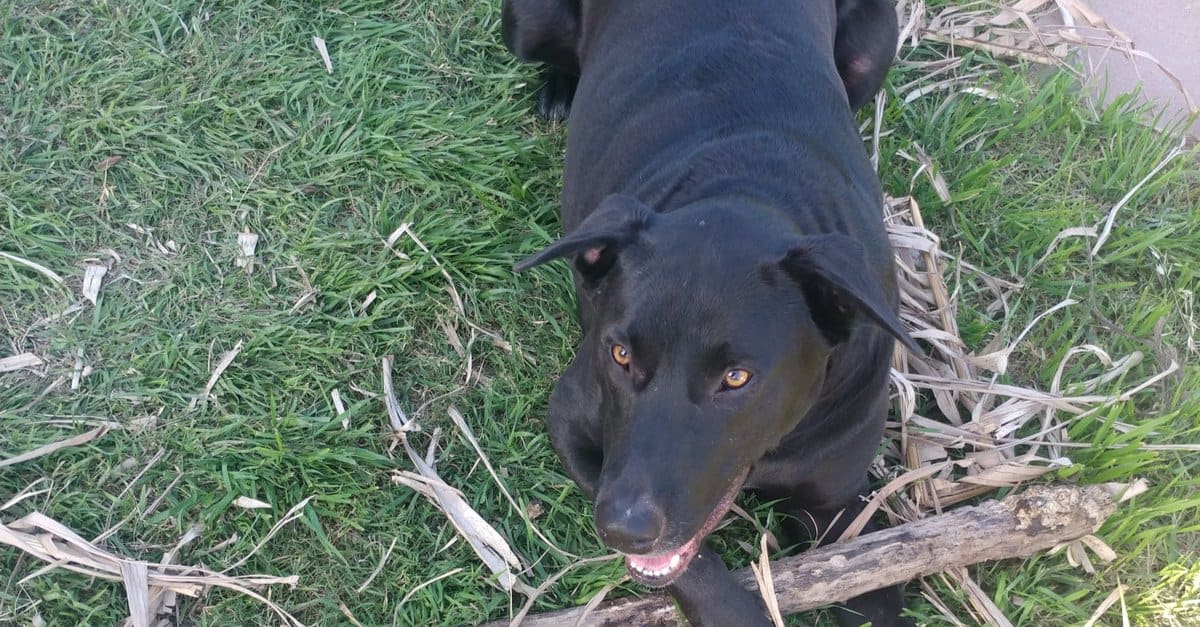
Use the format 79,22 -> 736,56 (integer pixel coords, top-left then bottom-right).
0,352 -> 44,373
81,263 -> 107,305
0,512 -> 303,626
0,426 -> 108,469
312,36 -> 333,74
381,357 -> 529,594
0,250 -> 65,285
188,339 -> 245,411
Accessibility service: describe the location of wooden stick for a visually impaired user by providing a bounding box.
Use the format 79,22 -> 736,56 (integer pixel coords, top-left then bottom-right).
485,484 -> 1115,626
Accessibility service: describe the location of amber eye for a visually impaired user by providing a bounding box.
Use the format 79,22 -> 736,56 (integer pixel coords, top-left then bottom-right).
722,369 -> 752,389
611,344 -> 631,367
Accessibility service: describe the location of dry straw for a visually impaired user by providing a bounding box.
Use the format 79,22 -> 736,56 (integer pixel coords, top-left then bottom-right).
0,508 -> 304,627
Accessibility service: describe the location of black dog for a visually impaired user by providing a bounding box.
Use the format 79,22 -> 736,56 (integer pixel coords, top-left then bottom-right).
506,1 -> 912,625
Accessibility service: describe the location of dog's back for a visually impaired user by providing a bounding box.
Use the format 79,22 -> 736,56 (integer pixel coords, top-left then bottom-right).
561,0 -> 895,290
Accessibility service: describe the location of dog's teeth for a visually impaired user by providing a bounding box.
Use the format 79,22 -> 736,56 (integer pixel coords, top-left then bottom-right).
633,562 -> 677,578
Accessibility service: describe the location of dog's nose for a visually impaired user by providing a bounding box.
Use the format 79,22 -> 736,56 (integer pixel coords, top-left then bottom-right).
593,491 -> 666,554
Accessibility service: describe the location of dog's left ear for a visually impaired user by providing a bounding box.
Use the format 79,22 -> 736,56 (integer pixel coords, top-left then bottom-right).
514,194 -> 652,282
781,233 -> 919,352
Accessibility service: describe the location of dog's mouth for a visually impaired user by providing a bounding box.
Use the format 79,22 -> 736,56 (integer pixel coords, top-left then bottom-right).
623,466 -> 749,587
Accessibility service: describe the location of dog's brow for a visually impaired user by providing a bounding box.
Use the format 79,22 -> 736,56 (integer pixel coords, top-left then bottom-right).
700,341 -> 736,369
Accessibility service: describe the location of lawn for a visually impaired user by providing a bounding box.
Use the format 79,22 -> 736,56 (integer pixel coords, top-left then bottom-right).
1,1 -> 1197,625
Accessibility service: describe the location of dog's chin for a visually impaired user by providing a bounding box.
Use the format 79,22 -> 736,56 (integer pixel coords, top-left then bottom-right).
623,467 -> 749,587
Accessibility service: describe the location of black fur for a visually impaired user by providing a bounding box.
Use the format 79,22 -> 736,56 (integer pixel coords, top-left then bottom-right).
505,2 -> 909,625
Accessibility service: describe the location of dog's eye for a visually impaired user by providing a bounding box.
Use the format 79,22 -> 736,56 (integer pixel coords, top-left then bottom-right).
722,369 -> 752,390
611,344 -> 631,367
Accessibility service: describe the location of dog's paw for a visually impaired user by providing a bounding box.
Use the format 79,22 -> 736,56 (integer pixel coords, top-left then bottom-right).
833,583 -> 911,627
537,67 -> 578,122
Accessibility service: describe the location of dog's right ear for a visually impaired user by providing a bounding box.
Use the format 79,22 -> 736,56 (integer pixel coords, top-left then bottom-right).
514,194 -> 652,282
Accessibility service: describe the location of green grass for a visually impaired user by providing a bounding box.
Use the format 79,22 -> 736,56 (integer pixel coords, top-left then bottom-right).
1,2 -> 1197,625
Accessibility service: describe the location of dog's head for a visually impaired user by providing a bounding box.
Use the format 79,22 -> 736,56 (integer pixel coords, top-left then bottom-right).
517,194 -> 915,586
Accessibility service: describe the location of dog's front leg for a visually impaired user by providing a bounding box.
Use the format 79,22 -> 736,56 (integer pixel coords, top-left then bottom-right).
501,0 -> 580,121
668,544 -> 771,627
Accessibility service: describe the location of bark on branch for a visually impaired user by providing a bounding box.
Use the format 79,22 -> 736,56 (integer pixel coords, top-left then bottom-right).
488,484 -> 1116,626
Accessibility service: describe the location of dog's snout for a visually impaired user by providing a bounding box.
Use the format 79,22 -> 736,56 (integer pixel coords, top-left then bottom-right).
593,491 -> 666,554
